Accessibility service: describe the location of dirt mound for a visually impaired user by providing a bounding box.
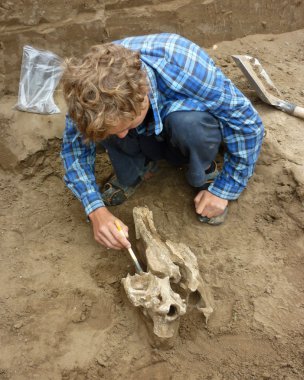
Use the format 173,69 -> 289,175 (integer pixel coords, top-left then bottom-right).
0,29 -> 304,379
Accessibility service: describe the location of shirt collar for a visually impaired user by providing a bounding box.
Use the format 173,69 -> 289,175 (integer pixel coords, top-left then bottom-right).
140,61 -> 163,135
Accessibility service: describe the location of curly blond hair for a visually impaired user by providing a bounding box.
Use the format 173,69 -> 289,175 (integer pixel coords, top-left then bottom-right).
61,43 -> 149,141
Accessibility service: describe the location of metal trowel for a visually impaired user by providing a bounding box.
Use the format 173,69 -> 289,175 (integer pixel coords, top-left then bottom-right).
232,55 -> 304,120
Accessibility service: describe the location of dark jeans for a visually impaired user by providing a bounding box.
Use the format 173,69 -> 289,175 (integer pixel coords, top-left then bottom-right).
101,111 -> 222,188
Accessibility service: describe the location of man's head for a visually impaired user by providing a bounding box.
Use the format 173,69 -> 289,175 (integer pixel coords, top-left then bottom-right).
62,43 -> 149,141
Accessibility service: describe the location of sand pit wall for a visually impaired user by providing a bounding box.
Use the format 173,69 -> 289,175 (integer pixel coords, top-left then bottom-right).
1,0 -> 304,96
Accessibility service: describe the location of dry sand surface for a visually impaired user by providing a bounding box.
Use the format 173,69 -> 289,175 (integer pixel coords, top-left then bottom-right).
0,29 -> 304,379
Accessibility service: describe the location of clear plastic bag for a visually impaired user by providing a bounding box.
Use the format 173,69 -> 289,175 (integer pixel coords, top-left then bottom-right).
15,45 -> 63,114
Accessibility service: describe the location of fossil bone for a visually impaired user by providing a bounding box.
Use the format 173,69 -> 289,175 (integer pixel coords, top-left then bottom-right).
122,206 -> 214,338
123,272 -> 186,338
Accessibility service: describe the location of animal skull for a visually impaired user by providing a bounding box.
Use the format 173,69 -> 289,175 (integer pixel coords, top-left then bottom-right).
122,206 -> 214,338
122,272 -> 186,338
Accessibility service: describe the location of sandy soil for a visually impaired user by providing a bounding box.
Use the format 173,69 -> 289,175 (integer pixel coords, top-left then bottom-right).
0,29 -> 304,379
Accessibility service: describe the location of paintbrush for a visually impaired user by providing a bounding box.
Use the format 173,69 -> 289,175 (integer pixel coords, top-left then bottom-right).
114,220 -> 143,274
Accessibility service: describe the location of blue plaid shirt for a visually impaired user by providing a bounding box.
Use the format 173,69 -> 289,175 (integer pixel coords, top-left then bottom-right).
61,33 -> 264,215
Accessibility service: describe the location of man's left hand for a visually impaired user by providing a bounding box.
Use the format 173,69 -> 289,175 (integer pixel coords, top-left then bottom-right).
194,190 -> 228,218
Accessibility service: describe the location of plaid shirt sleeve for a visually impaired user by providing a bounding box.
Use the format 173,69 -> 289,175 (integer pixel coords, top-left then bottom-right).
207,82 -> 264,200
187,68 -> 264,200
152,34 -> 264,199
60,115 -> 105,215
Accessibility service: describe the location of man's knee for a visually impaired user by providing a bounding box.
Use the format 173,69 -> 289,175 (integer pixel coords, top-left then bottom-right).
164,111 -> 222,151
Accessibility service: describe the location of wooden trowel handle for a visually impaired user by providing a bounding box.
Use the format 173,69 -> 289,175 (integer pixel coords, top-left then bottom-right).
293,106 -> 304,120
276,100 -> 304,120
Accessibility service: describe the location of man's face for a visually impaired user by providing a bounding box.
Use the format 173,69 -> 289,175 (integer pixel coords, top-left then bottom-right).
109,95 -> 150,139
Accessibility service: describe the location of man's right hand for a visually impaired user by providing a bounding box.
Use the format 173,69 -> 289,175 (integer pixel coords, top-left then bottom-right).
88,207 -> 131,250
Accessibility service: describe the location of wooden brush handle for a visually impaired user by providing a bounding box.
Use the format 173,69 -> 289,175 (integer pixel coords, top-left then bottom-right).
115,220 -> 143,273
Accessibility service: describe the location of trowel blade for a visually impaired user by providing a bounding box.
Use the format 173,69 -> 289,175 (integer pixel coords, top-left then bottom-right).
232,54 -> 281,106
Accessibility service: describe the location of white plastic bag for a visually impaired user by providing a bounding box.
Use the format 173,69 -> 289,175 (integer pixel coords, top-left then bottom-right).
15,45 -> 63,114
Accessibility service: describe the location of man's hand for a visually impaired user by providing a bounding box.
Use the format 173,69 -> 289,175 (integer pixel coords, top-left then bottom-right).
88,207 -> 131,250
194,190 -> 228,218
